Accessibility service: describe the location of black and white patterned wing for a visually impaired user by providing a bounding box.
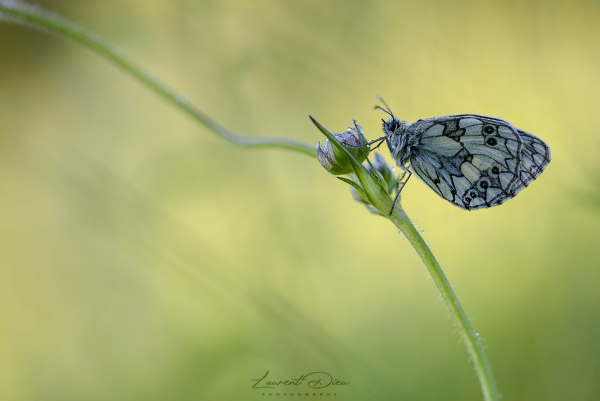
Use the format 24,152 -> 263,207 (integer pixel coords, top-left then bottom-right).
506,128 -> 551,195
407,115 -> 549,210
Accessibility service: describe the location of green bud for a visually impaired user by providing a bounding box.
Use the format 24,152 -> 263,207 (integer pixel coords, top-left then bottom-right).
366,153 -> 396,194
317,120 -> 369,175
351,153 -> 397,215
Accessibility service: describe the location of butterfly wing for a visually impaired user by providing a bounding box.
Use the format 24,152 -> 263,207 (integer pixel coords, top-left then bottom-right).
506,129 -> 551,195
407,115 -> 550,210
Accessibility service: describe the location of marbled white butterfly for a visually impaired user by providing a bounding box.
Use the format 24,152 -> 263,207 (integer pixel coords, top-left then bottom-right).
374,98 -> 551,210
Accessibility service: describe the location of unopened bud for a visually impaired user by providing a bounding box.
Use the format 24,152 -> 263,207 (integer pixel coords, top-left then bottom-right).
317,120 -> 369,175
351,153 -> 397,215
366,153 -> 396,193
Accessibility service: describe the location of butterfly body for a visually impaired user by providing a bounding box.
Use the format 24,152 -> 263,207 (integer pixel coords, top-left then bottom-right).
382,113 -> 551,210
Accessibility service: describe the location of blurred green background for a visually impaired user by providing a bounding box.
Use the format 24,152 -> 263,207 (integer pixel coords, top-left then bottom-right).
1,0 -> 599,400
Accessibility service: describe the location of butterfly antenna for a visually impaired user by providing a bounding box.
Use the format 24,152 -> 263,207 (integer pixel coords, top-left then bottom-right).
374,96 -> 396,119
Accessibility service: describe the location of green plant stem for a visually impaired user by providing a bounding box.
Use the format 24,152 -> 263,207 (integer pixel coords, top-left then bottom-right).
2,2 -> 499,399
389,211 -> 499,401
0,0 -> 316,158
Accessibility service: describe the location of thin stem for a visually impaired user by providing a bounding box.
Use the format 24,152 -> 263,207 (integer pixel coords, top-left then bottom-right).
389,211 -> 500,401
0,0 -> 316,158
2,2 -> 499,398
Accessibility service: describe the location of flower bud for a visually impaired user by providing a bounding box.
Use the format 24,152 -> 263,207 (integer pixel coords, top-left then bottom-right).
317,120 -> 369,175
351,153 -> 397,215
366,153 -> 396,193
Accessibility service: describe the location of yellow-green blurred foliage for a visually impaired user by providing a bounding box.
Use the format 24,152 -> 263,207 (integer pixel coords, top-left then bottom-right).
1,0 -> 599,400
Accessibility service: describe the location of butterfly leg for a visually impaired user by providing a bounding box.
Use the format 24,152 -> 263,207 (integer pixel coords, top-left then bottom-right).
345,137 -> 386,151
389,164 -> 412,215
369,137 -> 386,151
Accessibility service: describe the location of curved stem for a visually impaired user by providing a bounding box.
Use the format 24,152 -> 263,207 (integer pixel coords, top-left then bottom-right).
2,2 -> 499,398
0,0 -> 316,158
389,211 -> 499,401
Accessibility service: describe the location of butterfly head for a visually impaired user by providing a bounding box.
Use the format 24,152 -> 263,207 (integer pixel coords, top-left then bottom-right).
382,116 -> 410,161
382,116 -> 409,137
375,97 -> 411,163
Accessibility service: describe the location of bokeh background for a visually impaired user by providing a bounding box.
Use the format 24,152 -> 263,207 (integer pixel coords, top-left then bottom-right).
1,1 -> 599,400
